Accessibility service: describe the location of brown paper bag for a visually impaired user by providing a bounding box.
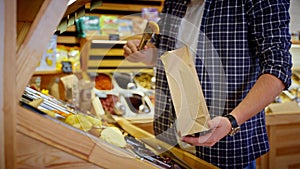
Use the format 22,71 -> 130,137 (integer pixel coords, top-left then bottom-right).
160,46 -> 211,136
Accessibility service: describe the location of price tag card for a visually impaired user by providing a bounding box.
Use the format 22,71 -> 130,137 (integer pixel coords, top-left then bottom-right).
61,61 -> 73,73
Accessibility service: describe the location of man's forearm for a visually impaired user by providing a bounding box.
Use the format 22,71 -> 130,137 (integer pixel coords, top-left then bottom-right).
230,74 -> 285,125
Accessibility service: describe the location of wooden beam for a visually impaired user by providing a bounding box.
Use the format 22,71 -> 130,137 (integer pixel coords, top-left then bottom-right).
0,1 -> 4,168
2,0 -> 17,168
16,0 -> 69,98
17,22 -> 31,50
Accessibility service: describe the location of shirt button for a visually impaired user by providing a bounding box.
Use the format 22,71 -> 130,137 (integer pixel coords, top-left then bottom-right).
168,98 -> 172,103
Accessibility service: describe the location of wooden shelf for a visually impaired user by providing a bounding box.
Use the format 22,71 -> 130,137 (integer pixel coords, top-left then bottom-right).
81,38 -> 154,74
292,40 -> 300,44
86,34 -> 142,41
85,1 -> 163,13
85,0 -> 164,15
34,70 -> 62,75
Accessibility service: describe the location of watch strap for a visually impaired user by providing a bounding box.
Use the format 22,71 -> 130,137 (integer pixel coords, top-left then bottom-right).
224,114 -> 239,128
223,114 -> 240,136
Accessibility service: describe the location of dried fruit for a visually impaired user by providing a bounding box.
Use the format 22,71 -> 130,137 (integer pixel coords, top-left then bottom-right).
100,127 -> 126,147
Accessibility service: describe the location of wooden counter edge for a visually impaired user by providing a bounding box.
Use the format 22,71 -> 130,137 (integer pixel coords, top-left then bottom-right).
266,111 -> 300,125
17,105 -> 159,168
115,117 -> 220,169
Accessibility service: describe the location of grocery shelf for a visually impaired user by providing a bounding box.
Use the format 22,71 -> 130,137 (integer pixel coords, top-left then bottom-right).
81,39 -> 154,74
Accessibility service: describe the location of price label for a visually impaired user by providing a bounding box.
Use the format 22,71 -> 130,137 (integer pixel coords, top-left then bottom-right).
109,34 -> 120,40
61,61 -> 73,73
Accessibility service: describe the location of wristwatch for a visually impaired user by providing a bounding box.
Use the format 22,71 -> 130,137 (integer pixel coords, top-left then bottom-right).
223,114 -> 240,136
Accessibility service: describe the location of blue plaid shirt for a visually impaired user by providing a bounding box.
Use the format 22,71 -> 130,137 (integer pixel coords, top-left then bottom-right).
153,0 -> 292,168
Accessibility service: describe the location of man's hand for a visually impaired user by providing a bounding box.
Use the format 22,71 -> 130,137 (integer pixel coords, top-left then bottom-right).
182,116 -> 232,147
123,39 -> 157,65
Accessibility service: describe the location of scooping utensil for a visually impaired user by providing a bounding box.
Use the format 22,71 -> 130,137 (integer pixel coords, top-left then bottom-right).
138,95 -> 150,114
114,100 -> 126,115
137,21 -> 160,51
127,72 -> 137,90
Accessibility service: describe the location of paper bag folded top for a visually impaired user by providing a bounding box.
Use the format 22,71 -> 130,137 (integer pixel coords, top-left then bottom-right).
160,46 -> 211,136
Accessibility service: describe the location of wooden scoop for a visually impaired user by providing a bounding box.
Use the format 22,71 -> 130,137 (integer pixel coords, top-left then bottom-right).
137,21 -> 160,51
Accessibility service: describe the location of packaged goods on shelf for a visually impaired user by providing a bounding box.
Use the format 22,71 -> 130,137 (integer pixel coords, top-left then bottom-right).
60,74 -> 80,107
75,16 -> 101,38
78,79 -> 94,111
50,77 -> 60,99
56,45 -> 68,70
118,19 -> 133,36
100,15 -> 119,35
36,35 -> 57,71
29,76 -> 42,92
56,45 -> 81,72
142,8 -> 160,22
77,15 -> 149,37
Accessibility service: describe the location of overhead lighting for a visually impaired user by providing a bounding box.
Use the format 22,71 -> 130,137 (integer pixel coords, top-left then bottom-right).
67,0 -> 76,6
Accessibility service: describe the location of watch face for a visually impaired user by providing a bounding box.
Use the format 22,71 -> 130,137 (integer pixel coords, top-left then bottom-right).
229,126 -> 241,136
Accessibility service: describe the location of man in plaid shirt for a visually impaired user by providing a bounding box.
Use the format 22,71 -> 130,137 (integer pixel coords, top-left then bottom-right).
123,0 -> 292,168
